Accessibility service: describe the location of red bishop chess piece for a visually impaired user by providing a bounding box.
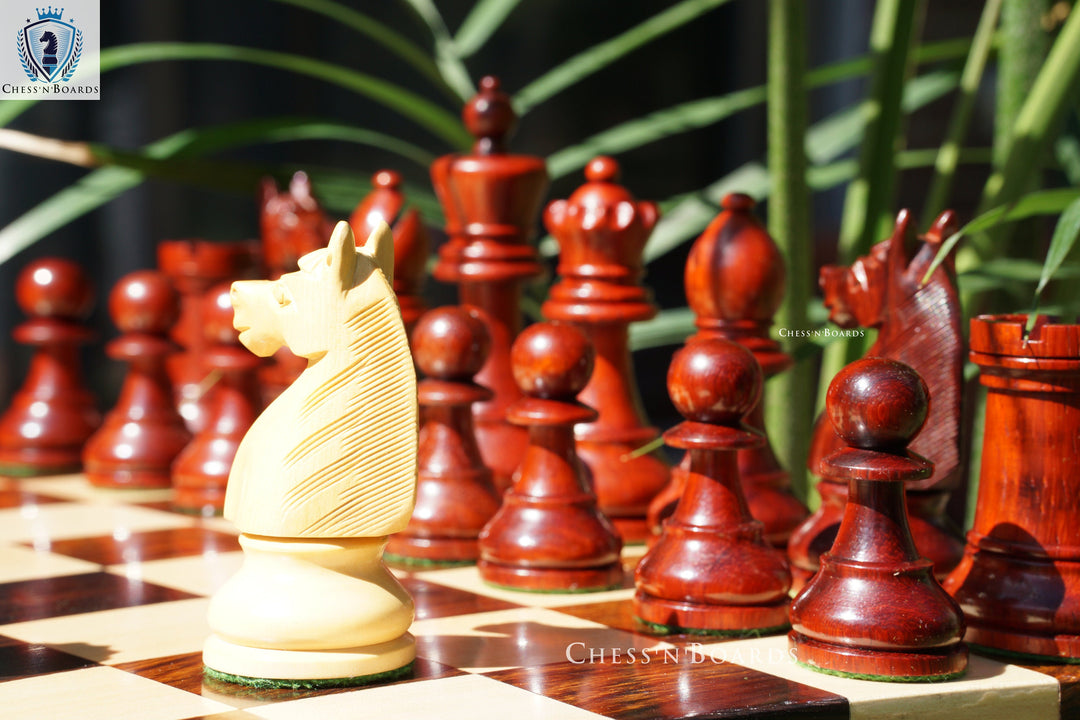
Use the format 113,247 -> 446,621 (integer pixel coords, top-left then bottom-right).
944,315 -> 1080,661
790,357 -> 967,681
258,172 -> 334,406
0,258 -> 100,476
158,240 -> 258,431
431,75 -> 549,492
479,322 -> 623,592
542,156 -> 670,544
647,194 -> 807,547
387,307 -> 500,565
634,338 -> 791,635
84,271 -> 190,488
172,284 -> 262,514
350,170 -> 430,335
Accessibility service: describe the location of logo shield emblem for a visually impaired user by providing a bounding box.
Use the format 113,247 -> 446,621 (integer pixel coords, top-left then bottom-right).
17,8 -> 82,83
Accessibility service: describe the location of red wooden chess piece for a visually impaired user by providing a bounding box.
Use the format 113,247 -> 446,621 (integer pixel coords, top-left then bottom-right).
387,307 -> 500,565
83,271 -> 190,488
790,357 -> 967,681
172,284 -> 262,514
258,172 -> 334,405
431,75 -> 549,491
944,315 -> 1080,661
789,211 -> 964,588
350,170 -> 430,334
646,194 -> 807,547
158,240 -> 258,431
634,338 -> 791,635
542,156 -> 670,544
0,259 -> 100,476
478,322 -> 622,591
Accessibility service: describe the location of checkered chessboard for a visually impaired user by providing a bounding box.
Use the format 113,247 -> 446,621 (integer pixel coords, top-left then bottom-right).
0,474 -> 1074,720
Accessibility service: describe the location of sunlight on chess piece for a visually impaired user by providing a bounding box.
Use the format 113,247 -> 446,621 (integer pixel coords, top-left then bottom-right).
203,221 -> 418,687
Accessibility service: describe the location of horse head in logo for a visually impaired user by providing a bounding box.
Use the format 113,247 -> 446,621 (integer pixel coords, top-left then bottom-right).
38,31 -> 58,65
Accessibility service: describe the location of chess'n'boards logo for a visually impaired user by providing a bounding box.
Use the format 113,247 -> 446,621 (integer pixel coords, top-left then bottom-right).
17,5 -> 81,83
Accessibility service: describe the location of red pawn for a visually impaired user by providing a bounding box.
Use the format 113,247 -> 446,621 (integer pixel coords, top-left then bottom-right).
479,322 -> 622,592
171,284 -> 261,514
84,271 -> 189,488
790,358 -> 967,681
635,338 -> 791,635
387,307 -> 500,565
0,259 -> 100,476
350,170 -> 430,335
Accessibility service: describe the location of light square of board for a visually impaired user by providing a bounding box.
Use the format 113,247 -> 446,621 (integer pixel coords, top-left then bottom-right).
0,503 -> 192,543
196,673 -> 609,720
412,564 -> 637,608
0,544 -> 101,583
107,550 -> 245,596
410,606 -> 667,673
0,665 -> 234,720
0,597 -> 211,664
19,475 -> 175,504
698,635 -> 1061,720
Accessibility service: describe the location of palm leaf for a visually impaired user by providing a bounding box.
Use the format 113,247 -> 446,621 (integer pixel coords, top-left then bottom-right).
397,0 -> 476,101
454,0 -> 523,58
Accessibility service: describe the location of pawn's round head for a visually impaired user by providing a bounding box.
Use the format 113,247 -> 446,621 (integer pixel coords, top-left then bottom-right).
16,258 -> 93,320
108,270 -> 179,334
203,283 -> 241,346
463,76 -> 515,152
412,306 -> 490,380
667,338 -> 761,425
827,357 -> 929,450
511,322 -> 594,399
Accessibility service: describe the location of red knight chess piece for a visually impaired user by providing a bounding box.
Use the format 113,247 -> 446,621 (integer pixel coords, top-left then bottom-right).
430,76 -> 548,492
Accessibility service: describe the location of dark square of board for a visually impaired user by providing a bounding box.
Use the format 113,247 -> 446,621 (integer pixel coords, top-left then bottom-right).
30,527 -> 241,565
486,656 -> 848,720
400,575 -> 523,620
0,634 -> 97,680
0,572 -> 200,623
0,479 -> 67,509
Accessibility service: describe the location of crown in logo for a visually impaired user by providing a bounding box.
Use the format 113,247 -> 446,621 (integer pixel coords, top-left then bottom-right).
36,6 -> 64,21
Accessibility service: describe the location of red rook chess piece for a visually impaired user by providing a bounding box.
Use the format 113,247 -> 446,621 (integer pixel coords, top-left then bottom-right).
944,315 -> 1080,661
350,170 -> 430,335
387,307 -> 500,565
0,259 -> 100,476
479,322 -> 622,591
542,156 -> 670,544
84,271 -> 189,488
635,338 -> 791,635
431,76 -> 548,491
172,284 -> 262,514
789,357 -> 967,681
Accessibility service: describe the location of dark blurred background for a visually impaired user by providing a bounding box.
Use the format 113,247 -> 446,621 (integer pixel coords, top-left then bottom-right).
0,0 -> 991,422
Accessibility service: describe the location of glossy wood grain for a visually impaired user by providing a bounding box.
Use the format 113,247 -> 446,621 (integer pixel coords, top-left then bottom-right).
944,315 -> 1080,661
635,338 -> 791,635
0,259 -> 100,476
84,271 -> 189,489
479,322 -> 623,591
388,307 -> 500,565
790,210 -> 965,587
790,358 -> 967,681
542,157 -> 670,544
430,76 -> 548,492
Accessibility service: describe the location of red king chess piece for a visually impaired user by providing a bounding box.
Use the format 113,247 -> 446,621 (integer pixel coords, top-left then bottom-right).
635,338 -> 791,635
350,170 -> 430,335
789,211 -> 964,588
387,307 -> 500,565
542,156 -> 670,544
258,172 -> 334,405
172,284 -> 262,514
158,240 -> 258,431
0,258 -> 100,476
84,271 -> 190,488
944,315 -> 1080,661
431,76 -> 548,491
479,322 -> 622,591
647,194 -> 807,547
790,357 -> 967,681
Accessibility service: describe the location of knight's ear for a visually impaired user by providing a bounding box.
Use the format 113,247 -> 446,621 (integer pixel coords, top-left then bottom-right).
359,221 -> 395,286
327,221 -> 358,289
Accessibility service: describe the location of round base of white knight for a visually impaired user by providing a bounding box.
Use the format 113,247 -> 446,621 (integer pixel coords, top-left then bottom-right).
203,632 -> 416,683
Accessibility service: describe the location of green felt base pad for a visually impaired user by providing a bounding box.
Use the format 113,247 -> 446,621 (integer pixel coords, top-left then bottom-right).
203,660 -> 414,689
970,643 -> 1080,665
796,659 -> 966,683
384,553 -> 475,568
637,617 -> 790,638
